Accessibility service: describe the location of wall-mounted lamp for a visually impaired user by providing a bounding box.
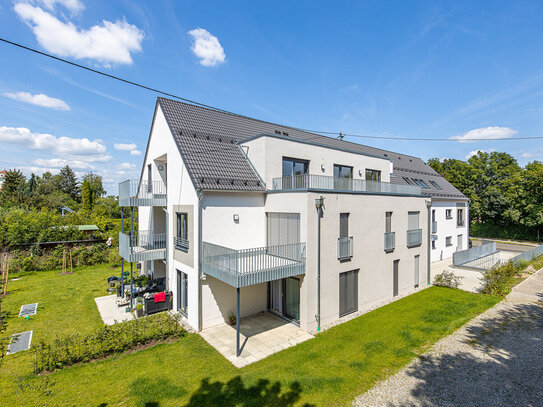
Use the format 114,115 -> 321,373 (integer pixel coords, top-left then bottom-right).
233,214 -> 240,223
157,165 -> 164,171
321,164 -> 325,172
359,169 -> 362,176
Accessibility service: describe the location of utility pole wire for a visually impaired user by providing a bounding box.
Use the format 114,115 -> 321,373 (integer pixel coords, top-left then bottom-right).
2,37 -> 543,142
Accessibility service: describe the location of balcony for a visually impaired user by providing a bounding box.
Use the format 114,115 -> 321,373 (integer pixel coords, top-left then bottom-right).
338,236 -> 353,260
432,221 -> 438,234
407,229 -> 423,248
119,231 -> 166,262
174,236 -> 189,252
271,175 -> 422,195
118,179 -> 166,207
202,242 -> 306,288
384,232 -> 395,252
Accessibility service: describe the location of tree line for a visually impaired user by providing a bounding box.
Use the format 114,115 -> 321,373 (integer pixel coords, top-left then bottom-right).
428,150 -> 543,242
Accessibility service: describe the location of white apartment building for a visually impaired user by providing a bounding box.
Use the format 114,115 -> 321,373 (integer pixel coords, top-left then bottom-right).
118,98 -> 468,355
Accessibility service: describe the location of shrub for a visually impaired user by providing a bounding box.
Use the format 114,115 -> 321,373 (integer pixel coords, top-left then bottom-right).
433,270 -> 462,288
34,312 -> 185,372
480,261 -> 518,296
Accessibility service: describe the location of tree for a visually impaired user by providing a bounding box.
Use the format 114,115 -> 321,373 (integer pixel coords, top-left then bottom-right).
54,166 -> 79,201
81,179 -> 93,211
0,169 -> 26,205
25,173 -> 37,197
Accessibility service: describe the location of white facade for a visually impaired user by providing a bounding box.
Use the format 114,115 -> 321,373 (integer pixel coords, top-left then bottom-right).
430,199 -> 469,262
128,103 -> 460,335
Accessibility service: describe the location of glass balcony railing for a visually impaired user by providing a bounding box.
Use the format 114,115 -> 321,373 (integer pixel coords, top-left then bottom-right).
432,221 -> 438,234
384,232 -> 395,252
407,229 -> 423,248
271,174 -> 422,195
337,236 -> 353,260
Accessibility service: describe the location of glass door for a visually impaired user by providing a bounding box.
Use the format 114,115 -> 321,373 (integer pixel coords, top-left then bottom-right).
284,277 -> 300,322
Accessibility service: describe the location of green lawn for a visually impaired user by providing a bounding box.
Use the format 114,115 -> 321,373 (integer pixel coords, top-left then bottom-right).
0,265 -> 500,406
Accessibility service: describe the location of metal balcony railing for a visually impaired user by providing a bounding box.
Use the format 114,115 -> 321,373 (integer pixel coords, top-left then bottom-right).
407,229 -> 423,248
384,232 -> 395,252
432,221 -> 438,234
118,231 -> 167,262
202,242 -> 306,288
174,236 -> 189,252
118,179 -> 167,207
271,174 -> 422,195
337,236 -> 353,260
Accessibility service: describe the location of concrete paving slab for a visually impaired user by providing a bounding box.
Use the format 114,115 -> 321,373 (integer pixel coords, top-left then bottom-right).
94,295 -> 134,325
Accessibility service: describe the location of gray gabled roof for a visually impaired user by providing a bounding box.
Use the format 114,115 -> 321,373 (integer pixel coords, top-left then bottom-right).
157,97 -> 467,199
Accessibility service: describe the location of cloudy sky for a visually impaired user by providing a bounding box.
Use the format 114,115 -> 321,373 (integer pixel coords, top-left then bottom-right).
1,1 -> 543,193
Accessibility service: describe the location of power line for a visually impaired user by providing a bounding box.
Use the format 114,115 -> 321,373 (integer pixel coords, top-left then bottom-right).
2,37 -> 543,142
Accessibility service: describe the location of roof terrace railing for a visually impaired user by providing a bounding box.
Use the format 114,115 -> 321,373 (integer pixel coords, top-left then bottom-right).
118,179 -> 167,207
202,241 -> 306,288
271,174 -> 422,195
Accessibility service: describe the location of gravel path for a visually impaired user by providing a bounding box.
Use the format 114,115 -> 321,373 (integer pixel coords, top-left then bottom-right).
354,270 -> 543,407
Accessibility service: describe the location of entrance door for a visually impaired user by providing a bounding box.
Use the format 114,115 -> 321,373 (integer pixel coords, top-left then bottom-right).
393,260 -> 399,297
177,269 -> 188,315
457,234 -> 463,251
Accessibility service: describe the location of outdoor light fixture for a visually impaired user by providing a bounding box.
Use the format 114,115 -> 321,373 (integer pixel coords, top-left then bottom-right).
157,164 -> 164,171
315,196 -> 325,211
321,164 -> 325,172
233,214 -> 240,223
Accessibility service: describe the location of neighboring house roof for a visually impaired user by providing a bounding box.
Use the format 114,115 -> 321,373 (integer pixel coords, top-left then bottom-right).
78,225 -> 99,231
157,97 -> 467,200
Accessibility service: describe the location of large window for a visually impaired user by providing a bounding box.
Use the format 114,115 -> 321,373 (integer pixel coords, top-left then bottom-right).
365,169 -> 381,182
282,157 -> 308,188
334,164 -> 353,190
177,270 -> 188,316
175,212 -> 189,251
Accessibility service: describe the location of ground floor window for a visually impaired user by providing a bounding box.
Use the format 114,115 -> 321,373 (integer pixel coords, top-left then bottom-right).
339,269 -> 358,317
414,255 -> 420,288
393,260 -> 399,297
177,269 -> 188,316
432,240 -> 436,250
446,236 -> 452,247
269,277 -> 300,322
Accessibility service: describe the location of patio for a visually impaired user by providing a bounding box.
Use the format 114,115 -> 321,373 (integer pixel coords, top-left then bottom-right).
200,312 -> 313,368
94,295 -> 134,325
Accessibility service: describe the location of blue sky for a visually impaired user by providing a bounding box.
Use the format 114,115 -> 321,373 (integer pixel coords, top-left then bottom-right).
1,0 -> 543,193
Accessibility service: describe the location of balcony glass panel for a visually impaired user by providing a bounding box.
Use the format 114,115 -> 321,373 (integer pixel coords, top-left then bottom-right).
337,236 -> 353,260
384,232 -> 396,251
407,229 -> 423,248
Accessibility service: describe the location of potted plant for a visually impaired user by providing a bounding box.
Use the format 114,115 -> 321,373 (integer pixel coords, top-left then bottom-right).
226,312 -> 236,326
135,303 -> 144,318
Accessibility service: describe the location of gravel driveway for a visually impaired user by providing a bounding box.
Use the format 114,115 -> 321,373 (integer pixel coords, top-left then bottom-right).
354,270 -> 543,407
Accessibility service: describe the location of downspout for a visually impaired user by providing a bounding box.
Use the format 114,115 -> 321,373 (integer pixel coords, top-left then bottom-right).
162,207 -> 168,290
121,208 -> 124,297
316,203 -> 322,331
197,189 -> 203,332
426,199 -> 432,285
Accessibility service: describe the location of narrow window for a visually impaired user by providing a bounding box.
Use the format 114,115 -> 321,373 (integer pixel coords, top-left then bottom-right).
393,260 -> 399,297
457,208 -> 464,226
385,212 -> 392,234
339,270 -> 358,317
147,164 -> 152,192
175,212 -> 189,251
414,255 -> 420,288
339,213 -> 349,238
446,209 -> 452,219
408,211 -> 420,230
446,236 -> 452,247
432,240 -> 436,250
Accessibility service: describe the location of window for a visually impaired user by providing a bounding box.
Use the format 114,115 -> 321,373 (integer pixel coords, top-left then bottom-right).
429,180 -> 442,190
339,270 -> 358,317
432,240 -> 436,250
403,176 -> 414,185
282,157 -> 308,188
432,209 -> 436,222
393,260 -> 399,297
339,213 -> 349,238
457,208 -> 464,226
408,211 -> 420,230
334,164 -> 353,190
446,209 -> 452,219
147,164 -> 152,192
412,178 -> 430,189
177,270 -> 188,315
365,169 -> 381,182
446,236 -> 452,247
385,212 -> 392,234
175,212 -> 189,251
414,255 -> 420,288
338,213 -> 351,259
267,213 -> 300,246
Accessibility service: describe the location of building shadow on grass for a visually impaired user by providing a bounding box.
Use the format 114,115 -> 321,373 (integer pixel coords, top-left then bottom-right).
184,376 -> 316,407
399,301 -> 543,407
127,376 -> 188,407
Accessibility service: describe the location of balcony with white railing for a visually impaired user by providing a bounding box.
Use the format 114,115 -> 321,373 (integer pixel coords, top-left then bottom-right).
337,236 -> 353,260
271,174 -> 422,195
119,230 -> 167,262
118,179 -> 167,207
407,229 -> 423,248
384,232 -> 395,252
202,242 -> 306,288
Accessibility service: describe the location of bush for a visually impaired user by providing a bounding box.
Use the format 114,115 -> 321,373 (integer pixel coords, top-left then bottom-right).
34,312 -> 185,372
480,261 -> 519,296
433,270 -> 462,288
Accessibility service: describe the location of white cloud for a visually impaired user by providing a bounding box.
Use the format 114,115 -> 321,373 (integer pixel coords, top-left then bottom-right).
520,151 -> 543,159
466,148 -> 496,160
33,157 -> 95,170
451,126 -> 517,143
39,0 -> 84,14
14,2 -> 144,66
130,149 -> 142,156
0,126 -> 106,155
114,143 -> 137,151
188,28 -> 225,67
117,162 -> 136,170
3,91 -> 70,111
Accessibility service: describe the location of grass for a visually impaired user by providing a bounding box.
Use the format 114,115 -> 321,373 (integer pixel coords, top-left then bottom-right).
0,265 -> 501,406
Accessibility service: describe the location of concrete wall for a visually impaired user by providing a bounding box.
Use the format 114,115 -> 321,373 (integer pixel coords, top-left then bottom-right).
242,135 -> 392,187
431,199 -> 469,262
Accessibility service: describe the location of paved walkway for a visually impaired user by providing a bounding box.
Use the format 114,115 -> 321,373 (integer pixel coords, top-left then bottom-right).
94,295 -> 134,325
355,268 -> 543,406
199,312 -> 313,368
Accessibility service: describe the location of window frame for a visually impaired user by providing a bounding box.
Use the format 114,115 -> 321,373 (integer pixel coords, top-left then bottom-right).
365,169 -> 382,182
446,236 -> 453,247
175,212 -> 189,251
445,209 -> 452,219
